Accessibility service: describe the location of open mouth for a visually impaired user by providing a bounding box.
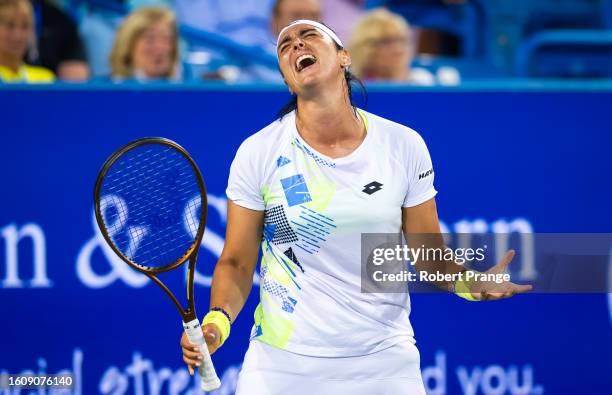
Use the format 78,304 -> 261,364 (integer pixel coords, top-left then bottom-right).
296,54 -> 317,72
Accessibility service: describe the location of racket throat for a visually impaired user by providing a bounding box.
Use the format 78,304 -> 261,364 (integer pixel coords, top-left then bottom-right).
182,308 -> 198,323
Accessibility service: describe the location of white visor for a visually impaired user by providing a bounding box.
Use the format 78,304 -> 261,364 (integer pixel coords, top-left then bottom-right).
277,20 -> 344,53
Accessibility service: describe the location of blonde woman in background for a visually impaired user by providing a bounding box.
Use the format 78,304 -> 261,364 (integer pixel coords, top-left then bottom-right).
109,7 -> 179,81
0,0 -> 54,83
349,9 -> 459,85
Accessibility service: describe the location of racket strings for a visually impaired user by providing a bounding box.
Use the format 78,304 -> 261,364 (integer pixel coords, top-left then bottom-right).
100,144 -> 202,269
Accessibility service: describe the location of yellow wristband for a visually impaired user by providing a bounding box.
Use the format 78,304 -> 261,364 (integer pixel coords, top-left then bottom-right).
202,311 -> 231,347
455,273 -> 479,301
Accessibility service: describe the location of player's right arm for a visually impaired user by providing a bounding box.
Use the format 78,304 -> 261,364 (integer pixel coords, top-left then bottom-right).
181,201 -> 264,374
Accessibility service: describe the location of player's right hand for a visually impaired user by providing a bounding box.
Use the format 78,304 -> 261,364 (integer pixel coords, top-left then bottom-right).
180,323 -> 222,375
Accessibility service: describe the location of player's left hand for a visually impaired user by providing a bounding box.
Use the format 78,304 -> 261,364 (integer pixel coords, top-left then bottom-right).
469,250 -> 533,300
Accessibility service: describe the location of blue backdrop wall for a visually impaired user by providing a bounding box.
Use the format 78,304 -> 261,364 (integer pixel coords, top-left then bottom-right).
0,85 -> 611,395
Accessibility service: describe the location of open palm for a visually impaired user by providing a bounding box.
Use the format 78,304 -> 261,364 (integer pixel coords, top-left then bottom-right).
469,250 -> 533,300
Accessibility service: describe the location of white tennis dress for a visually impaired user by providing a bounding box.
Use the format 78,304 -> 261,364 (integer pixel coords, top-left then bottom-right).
226,109 -> 436,394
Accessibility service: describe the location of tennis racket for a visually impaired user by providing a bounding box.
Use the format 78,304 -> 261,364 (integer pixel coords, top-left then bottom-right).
93,137 -> 221,391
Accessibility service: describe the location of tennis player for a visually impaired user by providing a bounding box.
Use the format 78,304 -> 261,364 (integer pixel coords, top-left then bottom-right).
180,20 -> 532,394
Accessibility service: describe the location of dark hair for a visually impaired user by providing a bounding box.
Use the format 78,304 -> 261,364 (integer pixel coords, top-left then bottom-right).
277,42 -> 368,119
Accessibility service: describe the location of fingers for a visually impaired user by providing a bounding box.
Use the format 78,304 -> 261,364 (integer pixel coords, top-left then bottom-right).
182,347 -> 201,376
180,332 -> 203,376
180,324 -> 224,374
479,290 -> 508,300
182,345 -> 203,361
180,332 -> 195,348
481,250 -> 533,300
496,249 -> 515,271
480,282 -> 533,300
511,283 -> 533,293
478,287 -> 506,300
181,334 -> 203,359
182,353 -> 201,373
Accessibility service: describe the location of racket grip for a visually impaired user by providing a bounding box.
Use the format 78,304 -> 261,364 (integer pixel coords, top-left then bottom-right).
183,318 -> 222,391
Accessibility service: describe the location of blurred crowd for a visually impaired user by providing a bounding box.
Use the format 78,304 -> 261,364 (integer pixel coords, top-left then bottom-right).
0,0 -> 468,84
1,0 -> 609,84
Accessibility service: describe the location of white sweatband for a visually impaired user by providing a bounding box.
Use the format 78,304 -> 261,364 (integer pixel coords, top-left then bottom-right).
277,19 -> 344,52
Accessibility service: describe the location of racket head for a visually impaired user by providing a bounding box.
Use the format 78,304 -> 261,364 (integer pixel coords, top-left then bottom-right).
93,137 -> 207,274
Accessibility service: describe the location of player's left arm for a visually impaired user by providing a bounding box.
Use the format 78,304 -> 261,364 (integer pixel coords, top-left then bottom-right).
402,198 -> 532,300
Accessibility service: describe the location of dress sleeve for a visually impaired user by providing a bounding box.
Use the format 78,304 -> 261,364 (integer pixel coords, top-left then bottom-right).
226,141 -> 265,211
402,132 -> 437,207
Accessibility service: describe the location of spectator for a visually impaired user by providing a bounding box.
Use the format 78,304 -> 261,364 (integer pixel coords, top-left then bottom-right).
0,0 -> 53,82
271,0 -> 321,38
368,0 -> 465,56
176,0 -> 320,50
80,0 -> 173,77
29,0 -> 90,81
237,0 -> 322,82
349,8 -> 454,85
322,0 -> 365,44
109,6 -> 179,81
174,0 -> 322,82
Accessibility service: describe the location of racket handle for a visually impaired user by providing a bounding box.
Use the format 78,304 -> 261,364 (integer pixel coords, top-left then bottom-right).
183,318 -> 221,391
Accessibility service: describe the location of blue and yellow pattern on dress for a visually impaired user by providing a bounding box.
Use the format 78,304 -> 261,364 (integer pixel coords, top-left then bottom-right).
251,111 -> 373,349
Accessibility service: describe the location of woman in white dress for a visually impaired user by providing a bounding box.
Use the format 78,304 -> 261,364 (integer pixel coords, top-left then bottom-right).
180,19 -> 531,395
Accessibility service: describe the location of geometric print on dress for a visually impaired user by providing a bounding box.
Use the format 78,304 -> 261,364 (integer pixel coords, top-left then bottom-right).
264,205 -> 299,245
292,206 -> 336,255
281,174 -> 312,207
261,264 -> 297,314
293,138 -> 336,168
284,247 -> 304,273
277,155 -> 291,167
